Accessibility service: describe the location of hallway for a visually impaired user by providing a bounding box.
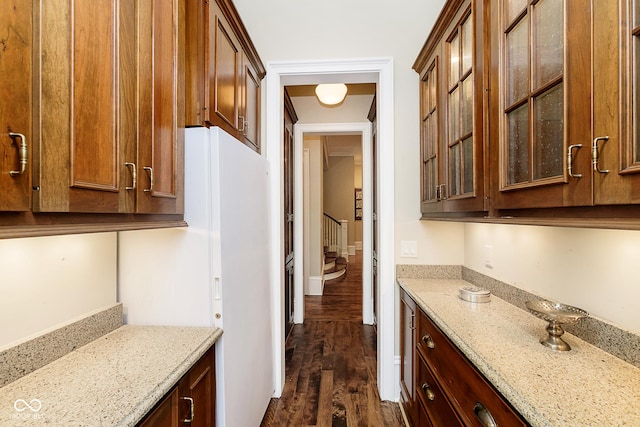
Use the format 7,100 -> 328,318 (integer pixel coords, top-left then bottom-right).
261,252 -> 404,426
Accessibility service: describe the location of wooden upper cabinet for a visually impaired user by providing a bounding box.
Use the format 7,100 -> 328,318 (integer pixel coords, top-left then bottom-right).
33,0 -> 184,214
414,0 -> 487,216
185,0 -> 265,152
0,1 -> 32,212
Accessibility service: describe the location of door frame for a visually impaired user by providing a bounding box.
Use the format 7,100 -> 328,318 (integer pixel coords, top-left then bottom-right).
294,123 -> 373,325
265,57 -> 395,401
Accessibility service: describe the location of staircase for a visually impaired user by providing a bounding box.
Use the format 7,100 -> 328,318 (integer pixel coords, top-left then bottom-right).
324,249 -> 347,281
323,213 -> 348,282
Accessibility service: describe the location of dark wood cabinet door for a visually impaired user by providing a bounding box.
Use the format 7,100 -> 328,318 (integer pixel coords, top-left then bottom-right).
136,0 -> 185,214
35,0 -> 134,213
179,348 -> 216,427
209,2 -> 241,135
185,0 -> 208,125
138,388 -> 180,427
0,0 -> 32,212
283,90 -> 297,338
592,0 -> 640,205
489,0 -> 593,209
399,290 -> 417,425
241,54 -> 261,152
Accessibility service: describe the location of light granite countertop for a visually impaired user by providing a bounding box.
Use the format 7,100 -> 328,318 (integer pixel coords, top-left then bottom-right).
398,278 -> 640,427
0,325 -> 222,426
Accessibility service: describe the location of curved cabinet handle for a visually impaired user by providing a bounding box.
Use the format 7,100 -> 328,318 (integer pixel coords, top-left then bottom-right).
422,334 -> 435,349
238,115 -> 246,133
124,162 -> 137,190
567,144 -> 582,178
8,132 -> 28,177
181,396 -> 194,423
421,382 -> 435,401
592,136 -> 609,174
143,166 -> 154,193
473,402 -> 497,427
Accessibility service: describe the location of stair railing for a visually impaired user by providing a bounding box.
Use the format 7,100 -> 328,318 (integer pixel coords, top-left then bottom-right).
323,213 -> 348,258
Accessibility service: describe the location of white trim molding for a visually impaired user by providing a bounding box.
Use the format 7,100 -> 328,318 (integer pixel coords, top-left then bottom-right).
265,57 -> 395,401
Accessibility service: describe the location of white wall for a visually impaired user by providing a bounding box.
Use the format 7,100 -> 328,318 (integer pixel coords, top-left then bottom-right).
324,156 -> 355,246
303,136 -> 324,293
465,223 -> 640,334
0,233 -> 117,349
233,0 -> 460,266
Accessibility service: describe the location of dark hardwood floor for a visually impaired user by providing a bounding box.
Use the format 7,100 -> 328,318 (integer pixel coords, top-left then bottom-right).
262,252 -> 405,426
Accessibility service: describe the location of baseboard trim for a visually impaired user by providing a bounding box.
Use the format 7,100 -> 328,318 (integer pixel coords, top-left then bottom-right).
307,276 -> 324,295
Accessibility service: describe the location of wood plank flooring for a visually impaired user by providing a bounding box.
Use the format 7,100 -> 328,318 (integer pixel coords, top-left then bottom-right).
261,252 -> 405,426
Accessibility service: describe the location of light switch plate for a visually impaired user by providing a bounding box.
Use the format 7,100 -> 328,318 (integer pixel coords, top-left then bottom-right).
400,240 -> 418,258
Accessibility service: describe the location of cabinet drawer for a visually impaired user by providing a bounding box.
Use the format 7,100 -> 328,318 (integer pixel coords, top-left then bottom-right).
417,309 -> 528,427
416,353 -> 462,427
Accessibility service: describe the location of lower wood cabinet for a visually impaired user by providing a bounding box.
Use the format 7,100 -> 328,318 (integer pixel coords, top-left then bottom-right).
138,347 -> 216,427
400,289 -> 527,427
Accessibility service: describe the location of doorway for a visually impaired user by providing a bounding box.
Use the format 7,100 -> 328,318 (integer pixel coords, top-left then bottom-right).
265,58 -> 395,401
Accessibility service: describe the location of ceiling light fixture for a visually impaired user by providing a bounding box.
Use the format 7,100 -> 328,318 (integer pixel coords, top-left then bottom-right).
315,83 -> 348,105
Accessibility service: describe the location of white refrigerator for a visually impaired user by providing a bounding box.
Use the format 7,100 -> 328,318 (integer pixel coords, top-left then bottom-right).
118,127 -> 273,427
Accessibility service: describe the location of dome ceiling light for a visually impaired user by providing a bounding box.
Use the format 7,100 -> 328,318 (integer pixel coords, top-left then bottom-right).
315,83 -> 348,105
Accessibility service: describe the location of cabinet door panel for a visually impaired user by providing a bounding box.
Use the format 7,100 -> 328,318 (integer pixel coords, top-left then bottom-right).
593,0 -> 640,205
179,348 -> 215,427
137,0 -> 184,214
0,0 -> 32,211
71,0 -> 118,194
137,388 -> 179,427
242,55 -> 260,151
490,0 -> 593,209
36,0 -> 130,213
399,291 -> 416,425
210,4 -> 240,134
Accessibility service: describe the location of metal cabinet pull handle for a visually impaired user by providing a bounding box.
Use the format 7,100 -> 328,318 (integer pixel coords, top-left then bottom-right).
8,132 -> 28,176
422,334 -> 435,349
124,162 -> 137,190
143,166 -> 154,193
410,313 -> 416,330
421,382 -> 435,401
181,396 -> 194,423
592,136 -> 609,174
473,402 -> 497,427
567,144 -> 582,178
238,115 -> 246,133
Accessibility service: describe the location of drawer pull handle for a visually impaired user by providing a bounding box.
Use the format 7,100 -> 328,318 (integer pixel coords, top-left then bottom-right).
181,396 -> 194,423
421,382 -> 435,401
473,402 -> 497,427
422,334 -> 435,349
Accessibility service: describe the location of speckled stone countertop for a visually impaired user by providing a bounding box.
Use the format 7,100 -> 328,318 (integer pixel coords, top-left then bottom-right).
0,325 -> 222,426
398,278 -> 640,427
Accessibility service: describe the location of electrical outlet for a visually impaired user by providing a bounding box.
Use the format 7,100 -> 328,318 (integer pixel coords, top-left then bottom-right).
400,240 -> 418,258
484,245 -> 493,269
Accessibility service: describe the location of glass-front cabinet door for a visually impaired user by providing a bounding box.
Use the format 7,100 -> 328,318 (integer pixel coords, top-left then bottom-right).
415,0 -> 487,216
491,0 -> 640,210
490,0 -> 593,209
